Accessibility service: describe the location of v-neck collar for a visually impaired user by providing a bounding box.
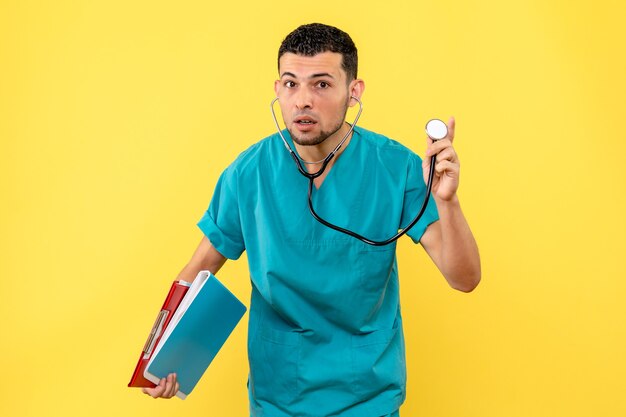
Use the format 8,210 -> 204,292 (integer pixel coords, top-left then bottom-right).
283,125 -> 361,190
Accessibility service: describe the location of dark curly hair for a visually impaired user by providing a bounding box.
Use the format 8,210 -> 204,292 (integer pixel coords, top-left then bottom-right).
278,23 -> 358,82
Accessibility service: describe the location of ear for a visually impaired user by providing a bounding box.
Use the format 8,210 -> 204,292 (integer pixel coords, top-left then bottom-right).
348,79 -> 365,106
274,79 -> 280,96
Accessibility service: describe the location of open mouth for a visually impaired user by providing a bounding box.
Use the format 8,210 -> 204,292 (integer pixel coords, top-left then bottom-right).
294,116 -> 317,125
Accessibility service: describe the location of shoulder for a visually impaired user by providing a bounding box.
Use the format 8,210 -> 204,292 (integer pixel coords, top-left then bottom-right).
223,132 -> 283,176
355,126 -> 423,164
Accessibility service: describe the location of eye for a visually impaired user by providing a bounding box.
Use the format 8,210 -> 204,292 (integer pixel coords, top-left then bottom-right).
284,80 -> 296,88
317,81 -> 330,89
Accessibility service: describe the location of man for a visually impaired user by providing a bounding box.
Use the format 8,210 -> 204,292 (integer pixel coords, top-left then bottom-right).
143,23 -> 480,417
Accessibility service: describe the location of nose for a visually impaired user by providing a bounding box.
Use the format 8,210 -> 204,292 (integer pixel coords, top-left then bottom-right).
294,86 -> 313,110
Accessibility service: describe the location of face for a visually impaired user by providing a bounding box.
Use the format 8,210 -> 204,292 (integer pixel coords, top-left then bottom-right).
275,52 -> 363,147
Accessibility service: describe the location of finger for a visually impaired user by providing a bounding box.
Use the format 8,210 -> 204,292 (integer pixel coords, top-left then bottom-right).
425,138 -> 453,157
143,387 -> 160,399
169,374 -> 179,398
158,378 -> 168,398
448,116 -> 455,142
435,147 -> 458,163
145,378 -> 166,399
162,374 -> 172,398
167,373 -> 179,398
422,152 -> 432,167
164,373 -> 176,398
435,159 -> 460,176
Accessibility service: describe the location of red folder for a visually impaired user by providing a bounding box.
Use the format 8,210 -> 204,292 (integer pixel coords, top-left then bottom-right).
128,280 -> 191,388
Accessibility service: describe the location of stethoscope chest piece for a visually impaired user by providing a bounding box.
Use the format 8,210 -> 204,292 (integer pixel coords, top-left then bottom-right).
425,119 -> 448,140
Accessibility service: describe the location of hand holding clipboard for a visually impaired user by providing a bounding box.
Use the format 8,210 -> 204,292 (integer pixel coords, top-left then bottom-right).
128,271 -> 246,399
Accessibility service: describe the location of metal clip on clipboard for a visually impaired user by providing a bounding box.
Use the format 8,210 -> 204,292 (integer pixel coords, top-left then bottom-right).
143,310 -> 169,357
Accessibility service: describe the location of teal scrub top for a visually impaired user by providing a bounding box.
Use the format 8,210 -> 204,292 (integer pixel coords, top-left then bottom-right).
197,126 -> 439,417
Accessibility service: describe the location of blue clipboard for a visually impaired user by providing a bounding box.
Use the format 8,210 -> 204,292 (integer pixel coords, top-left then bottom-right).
144,271 -> 247,398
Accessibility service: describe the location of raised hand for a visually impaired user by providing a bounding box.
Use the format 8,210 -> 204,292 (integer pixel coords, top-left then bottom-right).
423,117 -> 460,202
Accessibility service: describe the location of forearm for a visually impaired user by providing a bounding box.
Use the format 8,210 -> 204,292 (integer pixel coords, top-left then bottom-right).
176,237 -> 227,282
175,263 -> 212,283
435,195 -> 481,292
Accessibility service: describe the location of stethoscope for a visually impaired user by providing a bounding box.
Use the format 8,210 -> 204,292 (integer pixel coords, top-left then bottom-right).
270,97 -> 448,246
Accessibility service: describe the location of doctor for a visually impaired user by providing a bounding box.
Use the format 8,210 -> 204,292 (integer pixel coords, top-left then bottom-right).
143,23 -> 481,417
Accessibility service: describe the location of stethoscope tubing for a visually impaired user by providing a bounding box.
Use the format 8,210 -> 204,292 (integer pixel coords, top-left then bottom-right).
306,154 -> 437,246
271,96 -> 438,246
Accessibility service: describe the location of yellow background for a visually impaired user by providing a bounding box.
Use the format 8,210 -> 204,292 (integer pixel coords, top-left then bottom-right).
1,0 -> 625,416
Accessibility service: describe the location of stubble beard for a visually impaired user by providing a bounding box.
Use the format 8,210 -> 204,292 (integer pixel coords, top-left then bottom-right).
289,120 -> 344,147
287,100 -> 350,147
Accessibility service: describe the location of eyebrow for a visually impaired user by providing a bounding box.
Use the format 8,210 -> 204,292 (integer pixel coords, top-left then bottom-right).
280,71 -> 336,80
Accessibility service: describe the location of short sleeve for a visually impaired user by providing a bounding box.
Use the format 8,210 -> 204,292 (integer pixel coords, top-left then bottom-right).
197,165 -> 245,260
402,153 -> 439,244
